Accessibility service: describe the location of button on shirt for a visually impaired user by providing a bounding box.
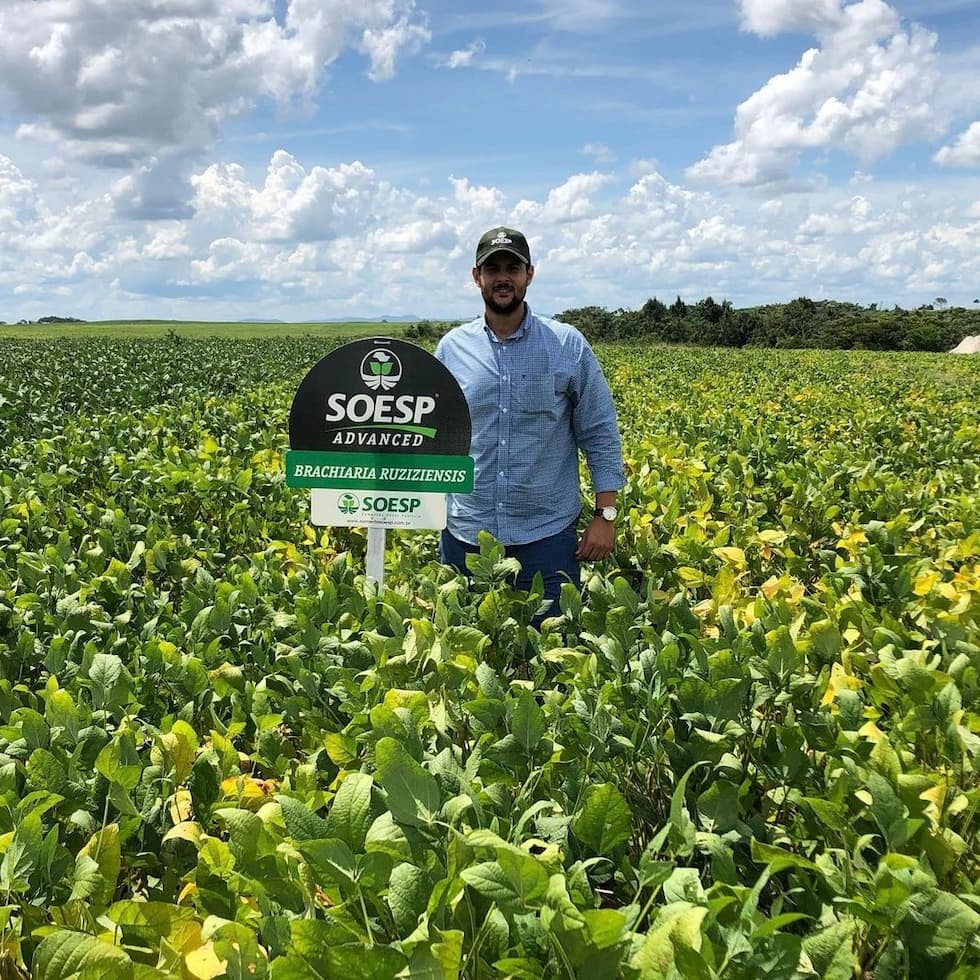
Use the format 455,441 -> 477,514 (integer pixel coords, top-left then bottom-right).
435,305 -> 625,546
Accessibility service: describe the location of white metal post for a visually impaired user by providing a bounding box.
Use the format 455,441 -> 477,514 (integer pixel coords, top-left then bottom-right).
366,526 -> 386,590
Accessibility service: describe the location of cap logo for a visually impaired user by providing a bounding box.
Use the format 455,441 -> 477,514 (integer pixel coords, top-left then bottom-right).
491,234 -> 512,245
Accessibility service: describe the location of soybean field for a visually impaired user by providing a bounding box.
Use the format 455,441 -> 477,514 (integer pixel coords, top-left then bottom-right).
0,335 -> 978,979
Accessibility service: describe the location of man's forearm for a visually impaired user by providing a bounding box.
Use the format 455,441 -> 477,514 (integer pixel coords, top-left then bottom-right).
594,490 -> 618,509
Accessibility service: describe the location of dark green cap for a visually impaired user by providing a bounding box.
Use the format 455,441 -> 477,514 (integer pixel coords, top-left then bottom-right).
475,226 -> 531,266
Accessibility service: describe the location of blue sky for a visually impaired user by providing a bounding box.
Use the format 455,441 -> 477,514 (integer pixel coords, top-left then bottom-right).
1,0 -> 978,323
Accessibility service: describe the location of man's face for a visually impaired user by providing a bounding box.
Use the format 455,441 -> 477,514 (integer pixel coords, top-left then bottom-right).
473,252 -> 534,316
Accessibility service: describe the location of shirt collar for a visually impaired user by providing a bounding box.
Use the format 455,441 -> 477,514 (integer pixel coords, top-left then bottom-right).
483,303 -> 533,343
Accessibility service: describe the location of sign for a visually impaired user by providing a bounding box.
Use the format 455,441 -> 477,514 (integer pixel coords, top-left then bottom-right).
311,489 -> 447,529
286,338 -> 473,533
286,450 -> 472,492
288,338 -> 471,457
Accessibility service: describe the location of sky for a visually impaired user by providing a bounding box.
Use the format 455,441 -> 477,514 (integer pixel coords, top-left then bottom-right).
1,0 -> 979,323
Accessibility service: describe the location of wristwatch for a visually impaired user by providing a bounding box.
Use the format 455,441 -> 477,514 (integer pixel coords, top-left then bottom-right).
594,506 -> 617,522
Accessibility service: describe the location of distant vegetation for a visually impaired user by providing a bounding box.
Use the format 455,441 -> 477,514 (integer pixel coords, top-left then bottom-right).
0,319 -> 431,341
4,301 -> 979,350
558,297 -> 980,351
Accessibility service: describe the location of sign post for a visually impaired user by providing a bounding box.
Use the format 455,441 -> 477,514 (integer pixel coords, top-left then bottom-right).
286,338 -> 472,588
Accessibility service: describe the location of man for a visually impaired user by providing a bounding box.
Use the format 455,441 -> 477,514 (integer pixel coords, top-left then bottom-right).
435,225 -> 625,614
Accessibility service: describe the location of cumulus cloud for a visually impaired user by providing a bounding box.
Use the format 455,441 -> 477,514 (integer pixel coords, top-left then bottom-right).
192,150 -> 411,243
3,145 -> 980,320
0,0 -> 429,217
441,40 -> 486,69
933,121 -> 980,167
0,155 -> 40,231
513,172 -> 615,225
740,0 -> 845,36
689,0 -> 943,185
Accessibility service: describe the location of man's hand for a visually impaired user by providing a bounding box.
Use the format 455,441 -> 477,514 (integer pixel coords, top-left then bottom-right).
576,516 -> 615,560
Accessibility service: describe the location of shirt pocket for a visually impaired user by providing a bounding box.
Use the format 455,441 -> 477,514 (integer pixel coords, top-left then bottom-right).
517,373 -> 566,415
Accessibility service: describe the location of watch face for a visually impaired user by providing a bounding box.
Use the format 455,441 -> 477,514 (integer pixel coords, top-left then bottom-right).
600,506 -> 617,521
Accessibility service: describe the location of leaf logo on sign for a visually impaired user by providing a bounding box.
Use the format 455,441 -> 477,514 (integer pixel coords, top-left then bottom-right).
338,493 -> 360,515
361,350 -> 402,391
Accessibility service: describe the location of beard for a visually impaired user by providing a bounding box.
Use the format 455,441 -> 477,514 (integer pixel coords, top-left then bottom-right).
483,285 -> 525,316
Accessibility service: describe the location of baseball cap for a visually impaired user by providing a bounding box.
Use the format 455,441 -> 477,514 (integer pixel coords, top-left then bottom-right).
475,226 -> 531,266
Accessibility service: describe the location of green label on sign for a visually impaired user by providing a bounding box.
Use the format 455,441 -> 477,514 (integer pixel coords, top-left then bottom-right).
286,450 -> 474,492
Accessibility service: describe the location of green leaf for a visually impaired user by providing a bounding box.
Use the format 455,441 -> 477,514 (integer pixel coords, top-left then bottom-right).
298,838 -> 357,889
106,900 -> 197,943
216,808 -> 263,864
696,780 -> 740,833
327,772 -> 374,852
750,839 -> 822,875
278,795 -> 331,841
288,920 -> 404,979
582,909 -> 630,949
497,848 -> 550,908
866,771 -> 909,849
78,823 -> 121,908
69,854 -> 104,902
95,735 -> 143,791
460,854 -> 548,911
668,762 -> 707,855
663,867 -> 704,904
492,958 -> 543,979
630,903 -> 708,976
32,930 -> 132,980
802,918 -> 859,980
901,890 -> 980,974
388,863 -> 432,934
374,737 -> 441,829
511,692 -> 546,752
460,861 -> 525,909
27,748 -> 69,795
0,808 -> 43,893
404,927 -> 464,980
188,751 -> 221,818
808,619 -> 843,664
572,783 -> 632,854
88,653 -> 131,710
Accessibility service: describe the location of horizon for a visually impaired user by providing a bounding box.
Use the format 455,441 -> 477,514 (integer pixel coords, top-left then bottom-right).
1,0 -> 979,323
6,294 -> 980,328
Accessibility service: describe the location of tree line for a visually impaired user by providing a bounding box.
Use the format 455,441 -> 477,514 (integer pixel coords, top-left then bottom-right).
557,297 -> 980,351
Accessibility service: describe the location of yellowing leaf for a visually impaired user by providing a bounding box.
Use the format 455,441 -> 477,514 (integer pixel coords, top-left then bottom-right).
758,529 -> 788,545
914,570 -> 940,596
78,824 -> 120,908
858,721 -> 886,744
185,941 -> 226,980
713,546 -> 747,567
163,821 -> 203,847
220,776 -> 271,809
170,789 -> 193,824
692,598 -> 715,619
920,783 -> 947,831
178,882 -> 198,905
821,663 -> 862,708
836,530 -> 868,554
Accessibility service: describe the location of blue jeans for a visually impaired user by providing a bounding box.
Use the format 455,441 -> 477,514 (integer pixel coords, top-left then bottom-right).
439,524 -> 580,618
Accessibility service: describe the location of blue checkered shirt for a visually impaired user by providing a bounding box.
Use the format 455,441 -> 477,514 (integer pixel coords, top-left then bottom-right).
435,305 -> 625,546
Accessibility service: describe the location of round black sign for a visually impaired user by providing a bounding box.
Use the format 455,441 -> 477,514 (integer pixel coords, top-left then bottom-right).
288,338 -> 471,456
